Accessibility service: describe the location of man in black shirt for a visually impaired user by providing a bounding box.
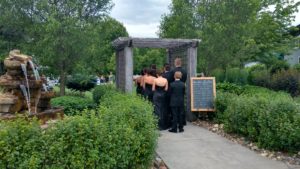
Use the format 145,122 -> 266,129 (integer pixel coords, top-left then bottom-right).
170,58 -> 187,125
169,71 -> 185,133
170,58 -> 187,83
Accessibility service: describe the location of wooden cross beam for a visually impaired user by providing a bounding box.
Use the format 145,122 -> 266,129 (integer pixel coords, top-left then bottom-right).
112,37 -> 200,50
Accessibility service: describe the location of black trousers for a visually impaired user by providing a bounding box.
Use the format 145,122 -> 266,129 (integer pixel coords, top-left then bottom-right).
171,106 -> 184,131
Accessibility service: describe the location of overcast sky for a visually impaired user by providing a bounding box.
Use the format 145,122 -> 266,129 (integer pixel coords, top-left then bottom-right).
111,0 -> 300,38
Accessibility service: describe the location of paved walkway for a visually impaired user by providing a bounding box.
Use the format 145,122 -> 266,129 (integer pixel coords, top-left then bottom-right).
156,123 -> 300,169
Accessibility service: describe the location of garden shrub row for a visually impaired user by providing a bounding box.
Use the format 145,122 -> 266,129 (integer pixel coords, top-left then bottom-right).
212,65 -> 300,96
51,96 -> 96,115
92,84 -> 117,103
0,92 -> 158,169
216,83 -> 300,152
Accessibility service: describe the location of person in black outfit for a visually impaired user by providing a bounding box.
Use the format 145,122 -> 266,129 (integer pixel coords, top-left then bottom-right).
143,68 -> 155,103
169,71 -> 185,133
135,69 -> 145,96
162,63 -> 172,128
170,58 -> 187,125
170,58 -> 187,83
152,70 -> 169,130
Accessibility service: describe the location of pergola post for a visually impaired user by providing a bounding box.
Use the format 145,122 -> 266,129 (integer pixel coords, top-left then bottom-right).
186,46 -> 198,121
166,49 -> 171,64
115,47 -> 133,92
124,46 -> 133,92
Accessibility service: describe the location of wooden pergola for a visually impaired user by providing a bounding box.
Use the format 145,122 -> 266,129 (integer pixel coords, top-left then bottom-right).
112,37 -> 200,121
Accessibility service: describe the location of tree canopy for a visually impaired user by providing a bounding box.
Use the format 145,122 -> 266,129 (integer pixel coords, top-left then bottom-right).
0,0 -> 128,95
159,0 -> 300,73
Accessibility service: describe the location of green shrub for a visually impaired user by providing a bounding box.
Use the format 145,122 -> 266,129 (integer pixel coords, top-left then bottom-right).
66,74 -> 97,92
0,92 -> 158,168
51,96 -> 96,115
248,68 -> 270,87
225,68 -> 248,85
216,82 -> 244,95
270,69 -> 300,97
216,84 -> 300,152
0,119 -> 45,169
211,68 -> 225,83
100,92 -> 158,167
257,99 -> 300,151
215,91 -> 236,123
293,63 -> 300,72
92,84 -> 117,103
270,60 -> 289,74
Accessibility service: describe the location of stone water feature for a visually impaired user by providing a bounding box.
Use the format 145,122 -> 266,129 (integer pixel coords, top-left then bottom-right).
0,50 -> 63,123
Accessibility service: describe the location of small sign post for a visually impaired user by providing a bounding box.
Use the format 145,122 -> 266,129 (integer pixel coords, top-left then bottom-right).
190,77 -> 216,112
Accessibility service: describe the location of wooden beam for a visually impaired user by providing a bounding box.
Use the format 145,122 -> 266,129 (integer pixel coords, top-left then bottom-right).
112,37 -> 200,49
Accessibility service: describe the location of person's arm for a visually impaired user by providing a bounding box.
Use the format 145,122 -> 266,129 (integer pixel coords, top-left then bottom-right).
152,79 -> 156,91
165,81 -> 168,91
142,77 -> 146,89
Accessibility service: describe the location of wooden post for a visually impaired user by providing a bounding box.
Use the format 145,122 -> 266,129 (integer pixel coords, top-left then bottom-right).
115,50 -> 120,89
124,47 -> 133,93
166,49 -> 171,64
186,47 -> 197,121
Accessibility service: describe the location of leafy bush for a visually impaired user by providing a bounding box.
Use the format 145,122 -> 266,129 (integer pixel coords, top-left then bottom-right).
216,85 -> 300,152
293,63 -> 300,72
270,69 -> 300,97
211,68 -> 225,82
0,119 -> 45,169
248,68 -> 270,87
0,92 -> 158,168
92,84 -> 117,103
270,60 -> 289,74
100,92 -> 158,167
257,100 -> 300,151
225,68 -> 248,85
66,74 -> 97,92
51,96 -> 96,115
216,82 -> 244,95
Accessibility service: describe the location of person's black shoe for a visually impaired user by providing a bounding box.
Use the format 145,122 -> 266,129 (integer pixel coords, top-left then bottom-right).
179,128 -> 184,133
168,129 -> 177,133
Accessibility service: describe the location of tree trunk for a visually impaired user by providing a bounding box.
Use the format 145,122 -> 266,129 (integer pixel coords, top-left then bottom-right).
59,62 -> 66,96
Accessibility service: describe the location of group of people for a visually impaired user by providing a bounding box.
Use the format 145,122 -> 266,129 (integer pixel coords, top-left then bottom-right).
134,58 -> 187,133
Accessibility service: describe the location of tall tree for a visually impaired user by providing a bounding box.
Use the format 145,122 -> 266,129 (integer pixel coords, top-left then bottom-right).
79,17 -> 128,75
159,0 -> 300,72
0,0 -> 114,95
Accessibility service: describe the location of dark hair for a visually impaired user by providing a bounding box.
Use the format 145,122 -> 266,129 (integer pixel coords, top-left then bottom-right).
165,65 -> 170,71
156,69 -> 163,76
150,69 -> 156,77
143,68 -> 149,75
140,69 -> 145,76
151,64 -> 156,70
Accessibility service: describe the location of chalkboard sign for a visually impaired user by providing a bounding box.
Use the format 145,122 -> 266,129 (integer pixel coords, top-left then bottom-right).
190,77 -> 216,112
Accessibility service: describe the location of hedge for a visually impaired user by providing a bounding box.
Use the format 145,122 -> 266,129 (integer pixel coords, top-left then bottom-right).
51,96 -> 96,115
0,92 -> 158,168
92,84 -> 117,104
216,83 -> 300,152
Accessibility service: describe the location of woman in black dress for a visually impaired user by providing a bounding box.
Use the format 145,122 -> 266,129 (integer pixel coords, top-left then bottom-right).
152,69 -> 169,130
143,68 -> 155,102
135,69 -> 145,96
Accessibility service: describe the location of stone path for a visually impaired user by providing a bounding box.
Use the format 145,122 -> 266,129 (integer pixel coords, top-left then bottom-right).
156,123 -> 300,169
